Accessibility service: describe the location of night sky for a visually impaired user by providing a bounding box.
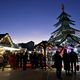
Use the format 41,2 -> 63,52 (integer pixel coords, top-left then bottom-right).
0,0 -> 80,44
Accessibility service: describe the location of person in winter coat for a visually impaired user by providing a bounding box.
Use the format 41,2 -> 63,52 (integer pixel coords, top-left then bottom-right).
63,49 -> 70,75
54,50 -> 62,79
69,49 -> 78,75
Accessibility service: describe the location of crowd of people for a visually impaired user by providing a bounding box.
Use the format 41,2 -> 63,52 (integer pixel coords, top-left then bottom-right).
0,47 -> 79,79
1,51 -> 46,71
53,48 -> 78,79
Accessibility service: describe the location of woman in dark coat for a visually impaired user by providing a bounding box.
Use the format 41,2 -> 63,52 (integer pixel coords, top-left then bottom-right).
23,52 -> 28,70
69,49 -> 78,75
54,50 -> 62,79
63,49 -> 70,75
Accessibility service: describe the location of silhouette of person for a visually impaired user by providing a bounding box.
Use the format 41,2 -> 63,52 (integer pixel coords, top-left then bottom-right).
16,53 -> 20,68
69,49 -> 78,75
2,53 -> 8,71
8,53 -> 16,70
54,50 -> 62,79
38,53 -> 43,69
63,49 -> 70,75
19,53 -> 23,68
33,52 -> 39,69
30,53 -> 34,69
43,55 -> 46,70
23,52 -> 28,70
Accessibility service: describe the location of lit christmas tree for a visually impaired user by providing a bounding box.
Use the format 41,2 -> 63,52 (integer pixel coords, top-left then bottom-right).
49,4 -> 80,46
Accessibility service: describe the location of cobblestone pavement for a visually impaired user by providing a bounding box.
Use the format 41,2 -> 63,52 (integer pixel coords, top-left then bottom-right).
0,68 -> 80,80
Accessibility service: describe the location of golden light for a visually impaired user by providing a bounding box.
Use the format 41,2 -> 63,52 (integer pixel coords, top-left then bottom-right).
0,46 -> 20,54
3,47 -> 20,51
0,47 -> 5,55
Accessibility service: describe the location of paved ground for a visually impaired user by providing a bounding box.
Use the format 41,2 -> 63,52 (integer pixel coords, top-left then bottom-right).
0,68 -> 80,80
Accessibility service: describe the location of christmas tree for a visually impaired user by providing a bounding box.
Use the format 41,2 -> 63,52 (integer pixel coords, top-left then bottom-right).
49,4 -> 80,46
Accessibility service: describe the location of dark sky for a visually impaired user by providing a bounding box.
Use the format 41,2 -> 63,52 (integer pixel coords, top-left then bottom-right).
0,0 -> 80,44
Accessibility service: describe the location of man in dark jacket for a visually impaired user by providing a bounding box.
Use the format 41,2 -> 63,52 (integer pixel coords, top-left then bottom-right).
54,50 -> 62,79
69,49 -> 78,75
63,49 -> 70,75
